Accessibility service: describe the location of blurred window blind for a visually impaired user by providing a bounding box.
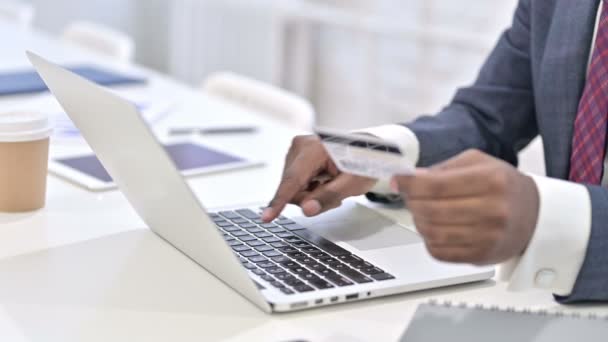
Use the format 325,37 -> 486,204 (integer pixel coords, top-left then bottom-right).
168,0 -> 285,86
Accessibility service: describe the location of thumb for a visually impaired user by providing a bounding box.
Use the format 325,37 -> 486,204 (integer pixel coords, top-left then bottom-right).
299,174 -> 374,216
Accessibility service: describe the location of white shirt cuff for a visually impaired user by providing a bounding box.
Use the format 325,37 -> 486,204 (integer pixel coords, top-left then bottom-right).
354,124 -> 420,194
500,175 -> 592,296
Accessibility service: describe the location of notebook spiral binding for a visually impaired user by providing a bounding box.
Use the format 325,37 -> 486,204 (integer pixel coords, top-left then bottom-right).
426,299 -> 608,320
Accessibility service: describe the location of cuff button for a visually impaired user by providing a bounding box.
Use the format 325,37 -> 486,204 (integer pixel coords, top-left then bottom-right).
534,269 -> 556,288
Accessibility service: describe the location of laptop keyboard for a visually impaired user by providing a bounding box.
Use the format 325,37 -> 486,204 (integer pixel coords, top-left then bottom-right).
210,209 -> 395,295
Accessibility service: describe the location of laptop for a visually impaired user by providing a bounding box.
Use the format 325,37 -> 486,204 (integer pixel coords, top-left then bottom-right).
28,52 -> 494,313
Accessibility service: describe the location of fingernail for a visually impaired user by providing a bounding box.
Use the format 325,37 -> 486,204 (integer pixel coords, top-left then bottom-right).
261,208 -> 274,222
390,178 -> 399,193
303,200 -> 322,216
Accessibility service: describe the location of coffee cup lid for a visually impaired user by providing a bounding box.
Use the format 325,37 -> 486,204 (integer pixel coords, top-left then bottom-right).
0,111 -> 53,143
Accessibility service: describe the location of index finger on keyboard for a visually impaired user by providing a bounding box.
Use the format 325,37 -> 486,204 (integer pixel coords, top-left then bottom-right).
263,159 -> 318,222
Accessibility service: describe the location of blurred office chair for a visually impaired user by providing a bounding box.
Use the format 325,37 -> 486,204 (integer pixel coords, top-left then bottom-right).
0,1 -> 35,29
202,72 -> 315,131
61,21 -> 135,62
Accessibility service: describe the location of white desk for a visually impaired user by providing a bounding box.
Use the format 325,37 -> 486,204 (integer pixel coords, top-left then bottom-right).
0,22 -> 606,342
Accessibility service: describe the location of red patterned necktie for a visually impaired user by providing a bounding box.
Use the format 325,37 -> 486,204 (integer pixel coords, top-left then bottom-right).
569,3 -> 608,185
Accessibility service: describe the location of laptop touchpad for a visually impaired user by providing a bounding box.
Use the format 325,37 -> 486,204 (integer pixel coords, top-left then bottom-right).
294,202 -> 422,251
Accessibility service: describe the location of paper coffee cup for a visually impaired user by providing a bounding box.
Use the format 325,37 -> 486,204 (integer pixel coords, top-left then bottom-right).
0,111 -> 53,212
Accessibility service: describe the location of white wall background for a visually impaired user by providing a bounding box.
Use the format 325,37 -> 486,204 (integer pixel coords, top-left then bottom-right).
282,0 -> 519,128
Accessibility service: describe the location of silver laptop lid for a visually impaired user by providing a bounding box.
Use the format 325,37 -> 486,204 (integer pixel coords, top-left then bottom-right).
27,52 -> 271,313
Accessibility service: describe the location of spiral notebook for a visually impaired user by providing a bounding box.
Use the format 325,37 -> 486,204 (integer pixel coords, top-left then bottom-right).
401,300 -> 608,342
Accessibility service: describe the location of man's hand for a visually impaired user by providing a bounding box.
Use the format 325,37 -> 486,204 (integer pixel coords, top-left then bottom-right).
262,135 -> 377,222
392,149 -> 540,265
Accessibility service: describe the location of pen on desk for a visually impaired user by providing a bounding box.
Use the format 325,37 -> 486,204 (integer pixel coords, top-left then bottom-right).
169,126 -> 258,136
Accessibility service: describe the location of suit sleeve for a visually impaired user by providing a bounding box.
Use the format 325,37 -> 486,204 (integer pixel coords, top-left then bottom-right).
405,0 -> 537,167
373,0 -> 608,302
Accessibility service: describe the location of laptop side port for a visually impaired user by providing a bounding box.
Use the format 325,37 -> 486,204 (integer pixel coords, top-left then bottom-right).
330,296 -> 339,303
315,299 -> 323,305
290,301 -> 308,309
346,293 -> 359,300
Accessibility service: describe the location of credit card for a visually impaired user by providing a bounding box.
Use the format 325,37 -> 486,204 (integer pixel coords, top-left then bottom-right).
315,127 -> 414,180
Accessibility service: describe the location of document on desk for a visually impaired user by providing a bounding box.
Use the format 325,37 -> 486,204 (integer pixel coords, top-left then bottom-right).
13,94 -> 176,142
401,301 -> 608,342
